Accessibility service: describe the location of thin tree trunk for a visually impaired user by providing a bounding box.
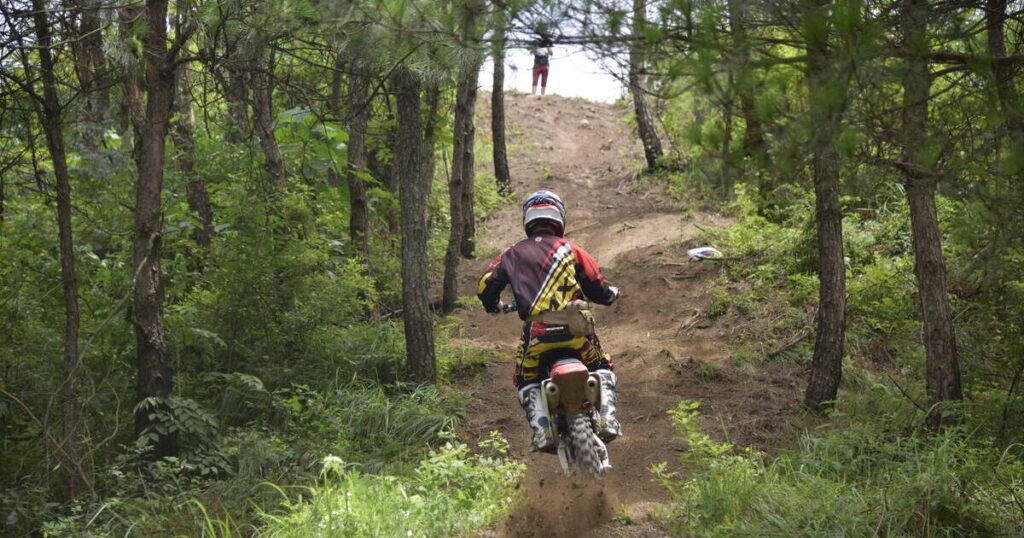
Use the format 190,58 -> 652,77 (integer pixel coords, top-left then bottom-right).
171,61 -> 213,250
130,0 -> 176,458
459,89 -> 477,259
443,75 -> 468,313
31,0 -> 88,499
327,60 -> 345,189
458,57 -> 482,259
491,0 -> 512,194
803,2 -> 848,414
392,66 -> 436,384
721,73 -> 735,200
726,0 -> 765,162
252,51 -> 285,192
986,0 -> 1024,150
71,0 -> 110,150
346,61 -> 371,257
902,0 -> 962,428
223,51 -> 250,143
423,83 -> 443,194
629,0 -> 663,172
120,6 -> 146,137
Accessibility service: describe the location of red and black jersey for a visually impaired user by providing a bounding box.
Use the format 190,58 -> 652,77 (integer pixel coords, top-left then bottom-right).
477,230 -> 618,320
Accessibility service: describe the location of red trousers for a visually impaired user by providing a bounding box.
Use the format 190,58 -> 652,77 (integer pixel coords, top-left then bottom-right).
532,65 -> 549,87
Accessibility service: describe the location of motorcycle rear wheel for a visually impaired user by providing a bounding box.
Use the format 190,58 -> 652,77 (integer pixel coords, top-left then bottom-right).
567,411 -> 611,476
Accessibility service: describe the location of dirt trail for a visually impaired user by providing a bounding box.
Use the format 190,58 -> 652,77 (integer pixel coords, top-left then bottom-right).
452,93 -> 802,537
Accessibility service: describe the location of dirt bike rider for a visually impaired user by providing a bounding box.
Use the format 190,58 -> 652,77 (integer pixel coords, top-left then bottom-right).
477,190 -> 622,453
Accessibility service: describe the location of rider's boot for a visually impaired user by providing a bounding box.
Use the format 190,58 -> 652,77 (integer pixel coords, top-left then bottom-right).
517,384 -> 556,454
595,369 -> 622,443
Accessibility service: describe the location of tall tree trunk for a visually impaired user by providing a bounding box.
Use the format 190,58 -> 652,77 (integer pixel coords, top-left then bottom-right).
171,59 -> 214,250
71,0 -> 111,151
31,0 -> 88,499
252,50 -> 285,192
423,82 -> 443,196
346,60 -> 371,257
803,2 -> 848,414
443,75 -> 468,313
223,45 -> 250,144
327,61 -> 345,189
986,0 -> 1024,151
459,58 -> 482,259
491,0 -> 512,194
130,0 -> 176,458
629,0 -> 663,172
721,71 -> 735,199
902,0 -> 962,428
392,66 -> 436,384
726,0 -> 765,163
382,120 -> 401,234
442,146 -> 466,314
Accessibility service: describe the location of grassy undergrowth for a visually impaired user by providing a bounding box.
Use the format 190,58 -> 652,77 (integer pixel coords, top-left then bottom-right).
655,394 -> 1024,536
262,435 -> 522,537
37,325 -> 516,536
652,185 -> 1024,535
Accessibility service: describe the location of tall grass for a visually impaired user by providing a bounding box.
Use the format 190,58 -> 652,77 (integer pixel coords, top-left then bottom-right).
654,398 -> 1024,536
261,435 -> 523,537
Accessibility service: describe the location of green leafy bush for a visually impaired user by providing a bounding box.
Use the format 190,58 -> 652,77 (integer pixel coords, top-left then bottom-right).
262,434 -> 523,537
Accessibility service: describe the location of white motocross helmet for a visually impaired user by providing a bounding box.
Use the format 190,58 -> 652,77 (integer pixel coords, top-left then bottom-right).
522,190 -> 567,237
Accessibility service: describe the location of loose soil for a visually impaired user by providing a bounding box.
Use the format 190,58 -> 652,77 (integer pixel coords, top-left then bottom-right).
451,92 -> 805,537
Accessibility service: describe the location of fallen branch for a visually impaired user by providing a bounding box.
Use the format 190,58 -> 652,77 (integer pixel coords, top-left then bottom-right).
766,327 -> 813,358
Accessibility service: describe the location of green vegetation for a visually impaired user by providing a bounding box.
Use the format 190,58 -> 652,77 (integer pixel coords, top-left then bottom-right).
653,183 -> 1024,534
262,435 -> 522,537
655,397 -> 1024,536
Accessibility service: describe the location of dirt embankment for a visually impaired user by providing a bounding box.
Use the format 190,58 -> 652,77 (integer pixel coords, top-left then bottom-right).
452,92 -> 803,537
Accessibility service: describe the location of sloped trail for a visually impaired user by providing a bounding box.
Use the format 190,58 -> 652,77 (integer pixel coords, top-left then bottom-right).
450,93 -> 802,537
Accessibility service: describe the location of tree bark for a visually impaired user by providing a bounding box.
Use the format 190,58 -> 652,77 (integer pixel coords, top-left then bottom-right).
327,62 -> 345,189
392,66 -> 437,384
130,0 -> 176,458
986,0 -> 1024,150
629,0 -> 663,172
726,0 -> 765,163
71,0 -> 111,150
442,111 -> 466,313
171,62 -> 214,250
423,83 -> 443,196
901,0 -> 962,428
252,51 -> 286,192
223,48 -> 251,143
31,0 -> 88,499
491,0 -> 512,194
803,1 -> 848,414
346,60 -> 371,257
459,58 -> 481,259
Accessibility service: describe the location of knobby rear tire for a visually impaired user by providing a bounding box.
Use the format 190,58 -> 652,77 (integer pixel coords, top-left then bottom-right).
567,411 -> 610,477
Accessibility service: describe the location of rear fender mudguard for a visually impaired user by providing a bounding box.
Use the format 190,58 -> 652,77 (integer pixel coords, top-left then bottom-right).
545,359 -> 601,415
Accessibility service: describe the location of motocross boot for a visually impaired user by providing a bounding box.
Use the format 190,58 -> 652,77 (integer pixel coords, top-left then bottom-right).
517,384 -> 556,454
596,369 -> 622,443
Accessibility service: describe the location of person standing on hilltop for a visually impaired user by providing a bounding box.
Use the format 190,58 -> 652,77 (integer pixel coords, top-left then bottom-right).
531,36 -> 553,97
477,190 -> 623,453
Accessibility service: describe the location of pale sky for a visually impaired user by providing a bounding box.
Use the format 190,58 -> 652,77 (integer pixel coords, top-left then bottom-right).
479,44 -> 626,103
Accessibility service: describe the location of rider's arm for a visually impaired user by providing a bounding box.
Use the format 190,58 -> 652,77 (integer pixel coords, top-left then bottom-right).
571,244 -> 619,306
477,250 -> 510,314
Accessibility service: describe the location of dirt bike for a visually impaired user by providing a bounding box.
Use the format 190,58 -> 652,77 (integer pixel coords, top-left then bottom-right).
501,301 -> 612,477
